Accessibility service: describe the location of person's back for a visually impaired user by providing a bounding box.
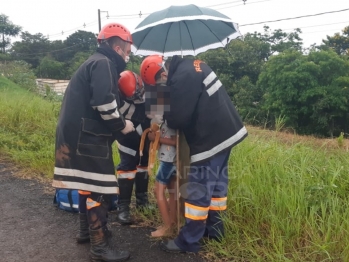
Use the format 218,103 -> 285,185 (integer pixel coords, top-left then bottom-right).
140,54 -> 248,254
164,56 -> 247,164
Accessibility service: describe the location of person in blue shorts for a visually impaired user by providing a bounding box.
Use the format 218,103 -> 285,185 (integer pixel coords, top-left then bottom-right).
148,116 -> 177,237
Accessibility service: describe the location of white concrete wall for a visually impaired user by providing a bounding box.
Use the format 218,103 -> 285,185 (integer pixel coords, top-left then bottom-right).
36,79 -> 69,96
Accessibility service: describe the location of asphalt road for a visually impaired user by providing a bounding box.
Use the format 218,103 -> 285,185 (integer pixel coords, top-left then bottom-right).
0,163 -> 206,262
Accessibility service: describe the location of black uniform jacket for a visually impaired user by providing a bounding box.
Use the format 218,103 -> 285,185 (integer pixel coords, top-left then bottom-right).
52,51 -> 127,194
165,56 -> 248,164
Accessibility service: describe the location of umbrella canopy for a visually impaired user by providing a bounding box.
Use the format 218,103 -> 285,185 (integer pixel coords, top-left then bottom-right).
131,4 -> 242,57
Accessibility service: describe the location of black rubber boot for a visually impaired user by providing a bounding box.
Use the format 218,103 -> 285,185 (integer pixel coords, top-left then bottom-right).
76,213 -> 90,243
89,225 -> 130,262
135,172 -> 154,211
116,178 -> 134,225
77,213 -> 112,244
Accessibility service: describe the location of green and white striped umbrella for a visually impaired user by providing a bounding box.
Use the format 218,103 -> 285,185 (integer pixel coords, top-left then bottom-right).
131,4 -> 242,57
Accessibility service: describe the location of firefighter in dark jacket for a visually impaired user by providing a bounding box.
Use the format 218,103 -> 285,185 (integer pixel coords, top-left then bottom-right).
140,55 -> 248,253
116,70 -> 151,224
52,23 -> 134,262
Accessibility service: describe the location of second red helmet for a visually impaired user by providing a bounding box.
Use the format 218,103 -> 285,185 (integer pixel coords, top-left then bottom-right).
118,70 -> 144,101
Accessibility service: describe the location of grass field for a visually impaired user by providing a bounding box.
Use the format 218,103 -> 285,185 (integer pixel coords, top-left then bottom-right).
1,76 -> 349,261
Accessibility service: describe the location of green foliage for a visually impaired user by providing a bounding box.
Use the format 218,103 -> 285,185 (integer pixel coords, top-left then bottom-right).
36,55 -> 67,79
337,132 -> 344,147
198,27 -> 303,126
66,51 -> 90,78
11,32 -> 51,68
126,53 -> 143,74
258,49 -> 349,136
0,14 -> 21,53
204,132 -> 349,261
0,52 -> 12,61
250,25 -> 303,59
319,26 -> 349,55
1,77 -> 349,261
0,76 -> 60,175
275,115 -> 287,132
0,60 -> 36,90
64,30 -> 97,53
229,76 -> 263,124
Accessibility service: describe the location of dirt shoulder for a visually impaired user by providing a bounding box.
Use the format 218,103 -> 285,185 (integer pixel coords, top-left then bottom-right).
0,163 -> 205,262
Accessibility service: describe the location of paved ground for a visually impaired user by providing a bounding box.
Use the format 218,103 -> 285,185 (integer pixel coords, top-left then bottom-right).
0,163 -> 206,262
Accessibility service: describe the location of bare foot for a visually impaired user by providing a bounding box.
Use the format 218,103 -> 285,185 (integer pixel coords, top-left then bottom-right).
151,226 -> 170,237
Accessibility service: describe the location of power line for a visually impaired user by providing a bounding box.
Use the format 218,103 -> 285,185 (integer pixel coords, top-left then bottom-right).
47,20 -> 100,38
301,28 -> 345,35
240,8 -> 349,27
57,0 -> 271,36
107,0 -> 267,19
281,20 -> 349,31
215,0 -> 271,10
205,0 -> 245,8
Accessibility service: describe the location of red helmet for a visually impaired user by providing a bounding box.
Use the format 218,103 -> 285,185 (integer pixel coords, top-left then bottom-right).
97,23 -> 133,44
140,55 -> 164,85
118,70 -> 144,101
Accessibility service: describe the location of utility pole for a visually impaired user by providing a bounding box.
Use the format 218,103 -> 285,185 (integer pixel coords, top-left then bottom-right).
98,9 -> 109,32
98,9 -> 101,32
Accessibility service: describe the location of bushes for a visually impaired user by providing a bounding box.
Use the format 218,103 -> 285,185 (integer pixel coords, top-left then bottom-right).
0,60 -> 36,90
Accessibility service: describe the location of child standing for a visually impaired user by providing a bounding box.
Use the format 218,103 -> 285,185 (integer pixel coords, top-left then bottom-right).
148,116 -> 177,237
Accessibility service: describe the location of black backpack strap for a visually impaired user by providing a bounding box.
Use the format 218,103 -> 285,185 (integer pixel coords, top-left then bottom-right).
67,190 -> 74,210
53,189 -> 57,205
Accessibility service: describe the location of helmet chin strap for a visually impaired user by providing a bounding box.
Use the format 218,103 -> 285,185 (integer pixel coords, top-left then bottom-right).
161,57 -> 168,75
131,72 -> 145,102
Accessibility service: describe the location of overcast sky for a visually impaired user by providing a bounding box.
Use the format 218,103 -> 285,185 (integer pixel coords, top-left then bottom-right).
2,0 -> 349,49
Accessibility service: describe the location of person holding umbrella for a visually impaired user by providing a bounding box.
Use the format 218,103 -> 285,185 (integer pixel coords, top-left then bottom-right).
52,22 -> 133,261
139,54 -> 248,253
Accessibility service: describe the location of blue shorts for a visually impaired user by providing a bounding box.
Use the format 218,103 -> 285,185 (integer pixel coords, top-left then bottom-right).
155,161 -> 176,185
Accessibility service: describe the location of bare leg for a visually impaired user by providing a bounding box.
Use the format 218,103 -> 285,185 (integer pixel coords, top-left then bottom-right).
151,182 -> 172,237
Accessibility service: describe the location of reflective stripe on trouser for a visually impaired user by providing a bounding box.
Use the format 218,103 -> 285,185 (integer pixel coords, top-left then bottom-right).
117,170 -> 137,179
174,148 -> 231,253
185,202 -> 209,220
210,197 -> 227,211
86,195 -> 108,230
86,197 -> 101,210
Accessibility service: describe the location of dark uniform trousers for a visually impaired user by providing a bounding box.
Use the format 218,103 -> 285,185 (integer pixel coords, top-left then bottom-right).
174,148 -> 231,253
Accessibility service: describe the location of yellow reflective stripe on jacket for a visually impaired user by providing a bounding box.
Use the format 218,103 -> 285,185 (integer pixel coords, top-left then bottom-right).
209,197 -> 227,211
184,202 -> 209,220
117,170 -> 137,179
86,198 -> 101,210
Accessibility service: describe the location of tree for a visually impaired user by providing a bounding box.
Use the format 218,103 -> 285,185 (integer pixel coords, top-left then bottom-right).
198,34 -> 271,124
11,32 -> 51,68
0,14 -> 21,53
249,26 -> 303,60
62,30 -> 97,62
318,26 -> 349,55
258,49 -> 349,136
36,55 -> 66,79
126,53 -> 143,75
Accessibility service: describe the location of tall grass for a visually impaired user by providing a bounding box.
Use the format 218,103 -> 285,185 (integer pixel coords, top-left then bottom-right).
0,76 -> 60,175
204,132 -> 349,261
1,76 -> 349,261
